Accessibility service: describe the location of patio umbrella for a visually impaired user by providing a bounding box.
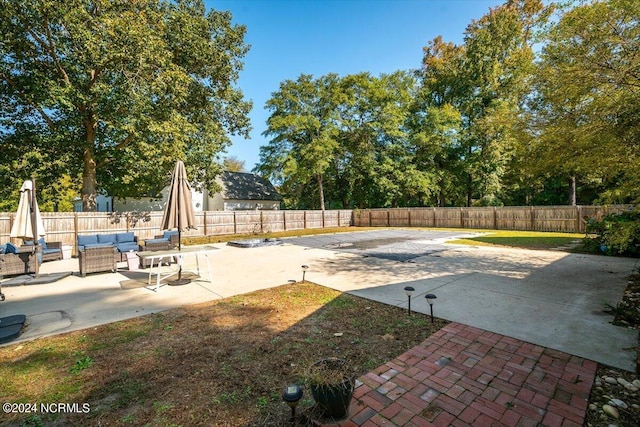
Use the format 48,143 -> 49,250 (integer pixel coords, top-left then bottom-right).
10,179 -> 45,277
160,160 -> 197,285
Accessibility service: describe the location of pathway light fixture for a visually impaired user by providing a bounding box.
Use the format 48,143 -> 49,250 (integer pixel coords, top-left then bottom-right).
282,384 -> 303,423
425,293 -> 437,324
404,286 -> 415,316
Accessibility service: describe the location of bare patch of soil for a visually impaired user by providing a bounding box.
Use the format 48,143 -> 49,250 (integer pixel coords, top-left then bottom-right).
1,282 -> 445,426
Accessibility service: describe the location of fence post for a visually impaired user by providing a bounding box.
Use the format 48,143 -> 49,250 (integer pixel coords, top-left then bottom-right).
260,210 -> 264,233
408,208 -> 412,227
304,210 -> 307,229
387,209 -> 390,227
460,207 -> 464,228
493,206 -> 498,230
433,207 -> 437,228
530,206 -> 535,231
322,209 -> 325,229
203,211 -> 207,236
74,213 -> 79,254
233,211 -> 237,235
368,209 -> 372,227
283,210 -> 287,231
576,206 -> 582,233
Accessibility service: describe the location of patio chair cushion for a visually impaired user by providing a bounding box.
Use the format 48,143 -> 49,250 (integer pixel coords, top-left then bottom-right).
116,232 -> 135,243
0,244 -> 5,254
5,243 -> 18,254
163,230 -> 179,239
97,234 -> 118,244
84,243 -> 114,249
115,242 -> 138,252
78,235 -> 98,247
37,237 -> 47,249
145,238 -> 168,245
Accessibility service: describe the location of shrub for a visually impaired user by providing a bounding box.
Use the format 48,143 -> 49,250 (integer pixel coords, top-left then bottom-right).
586,210 -> 640,257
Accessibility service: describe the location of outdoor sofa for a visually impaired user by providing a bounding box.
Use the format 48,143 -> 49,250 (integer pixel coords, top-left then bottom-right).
77,232 -> 140,263
0,243 -> 36,277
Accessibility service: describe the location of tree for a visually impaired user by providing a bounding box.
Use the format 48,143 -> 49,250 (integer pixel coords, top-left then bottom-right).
417,0 -> 551,206
0,0 -> 251,211
258,74 -> 342,210
223,156 -> 246,172
529,0 -> 640,204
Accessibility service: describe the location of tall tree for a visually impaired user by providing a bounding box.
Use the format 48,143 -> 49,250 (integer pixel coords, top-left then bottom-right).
258,74 -> 342,210
529,0 -> 640,203
0,0 -> 251,211
418,0 -> 551,206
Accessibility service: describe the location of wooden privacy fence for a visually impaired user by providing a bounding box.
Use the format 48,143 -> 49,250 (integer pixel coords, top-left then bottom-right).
352,205 -> 634,233
0,206 -> 633,253
0,210 -> 354,253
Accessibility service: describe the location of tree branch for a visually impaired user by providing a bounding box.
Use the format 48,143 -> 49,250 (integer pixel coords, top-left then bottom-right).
43,14 -> 71,86
0,72 -> 57,130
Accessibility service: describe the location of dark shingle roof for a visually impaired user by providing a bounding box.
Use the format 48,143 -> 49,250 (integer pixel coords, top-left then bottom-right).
218,171 -> 282,201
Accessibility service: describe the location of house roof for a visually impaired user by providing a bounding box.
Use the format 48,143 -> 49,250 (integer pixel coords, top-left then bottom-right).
217,171 -> 283,201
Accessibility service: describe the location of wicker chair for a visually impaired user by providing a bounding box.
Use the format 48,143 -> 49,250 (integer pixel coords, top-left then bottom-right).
78,246 -> 118,277
21,241 -> 63,262
0,250 -> 36,277
151,232 -> 179,249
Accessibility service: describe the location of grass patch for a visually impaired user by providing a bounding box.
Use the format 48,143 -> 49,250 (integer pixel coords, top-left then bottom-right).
0,282 -> 445,426
446,230 -> 584,250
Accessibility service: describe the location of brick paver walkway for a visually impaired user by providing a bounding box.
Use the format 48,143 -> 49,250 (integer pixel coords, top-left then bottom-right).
319,323 -> 597,427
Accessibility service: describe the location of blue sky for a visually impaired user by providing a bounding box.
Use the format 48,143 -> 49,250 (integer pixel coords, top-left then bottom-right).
209,0 -> 504,171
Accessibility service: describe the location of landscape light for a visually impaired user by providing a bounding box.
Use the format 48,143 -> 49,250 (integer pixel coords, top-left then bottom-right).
282,384 -> 303,422
425,294 -> 437,324
301,265 -> 309,282
404,286 -> 415,316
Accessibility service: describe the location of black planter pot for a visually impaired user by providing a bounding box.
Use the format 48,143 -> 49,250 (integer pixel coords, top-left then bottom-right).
308,358 -> 355,420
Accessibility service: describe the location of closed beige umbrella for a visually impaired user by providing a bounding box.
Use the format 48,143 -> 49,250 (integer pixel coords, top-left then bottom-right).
160,161 -> 197,284
10,179 -> 46,277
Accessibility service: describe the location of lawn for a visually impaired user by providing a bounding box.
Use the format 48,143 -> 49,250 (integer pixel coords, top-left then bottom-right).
444,229 -> 585,250
0,282 -> 445,426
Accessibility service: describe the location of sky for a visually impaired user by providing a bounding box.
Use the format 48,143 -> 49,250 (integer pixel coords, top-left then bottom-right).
209,0 -> 504,171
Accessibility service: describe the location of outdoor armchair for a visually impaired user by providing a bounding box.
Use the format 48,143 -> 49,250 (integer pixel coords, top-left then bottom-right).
0,243 -> 36,277
22,238 -> 63,263
78,246 -> 118,277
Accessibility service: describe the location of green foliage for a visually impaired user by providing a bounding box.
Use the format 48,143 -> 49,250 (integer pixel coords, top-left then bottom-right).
528,0 -> 640,204
586,210 -> 640,257
69,355 -> 93,374
0,0 -> 251,211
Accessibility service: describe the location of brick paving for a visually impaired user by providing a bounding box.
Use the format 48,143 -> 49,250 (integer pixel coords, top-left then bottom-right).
317,323 -> 597,427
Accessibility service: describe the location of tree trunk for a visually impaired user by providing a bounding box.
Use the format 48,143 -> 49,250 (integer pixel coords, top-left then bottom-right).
82,117 -> 98,212
569,175 -> 577,206
317,174 -> 325,211
466,173 -> 473,207
438,186 -> 446,207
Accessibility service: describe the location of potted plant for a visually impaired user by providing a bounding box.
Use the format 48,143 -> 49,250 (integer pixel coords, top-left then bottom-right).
306,357 -> 355,420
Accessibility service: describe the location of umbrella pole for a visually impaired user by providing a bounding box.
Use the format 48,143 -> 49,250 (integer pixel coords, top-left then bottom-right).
168,172 -> 190,286
31,177 -> 39,278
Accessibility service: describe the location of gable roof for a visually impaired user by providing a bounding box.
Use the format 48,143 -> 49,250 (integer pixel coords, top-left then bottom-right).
217,171 -> 283,201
